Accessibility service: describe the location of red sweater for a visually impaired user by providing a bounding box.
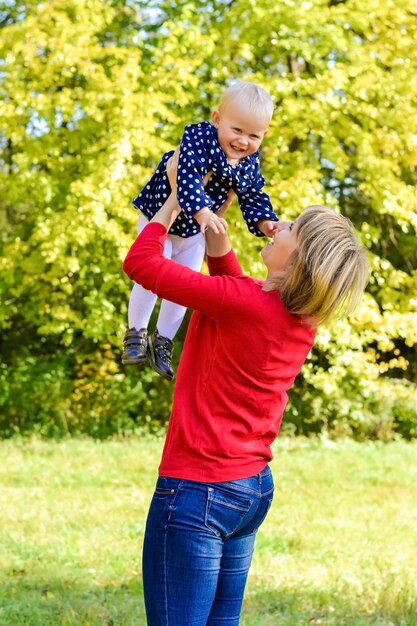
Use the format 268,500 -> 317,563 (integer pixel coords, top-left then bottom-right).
123,223 -> 316,482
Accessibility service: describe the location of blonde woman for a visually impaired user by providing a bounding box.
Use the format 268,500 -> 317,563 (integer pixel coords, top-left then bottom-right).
123,159 -> 369,625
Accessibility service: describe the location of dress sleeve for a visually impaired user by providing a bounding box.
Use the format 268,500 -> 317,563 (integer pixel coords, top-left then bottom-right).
177,124 -> 213,217
123,223 -> 244,318
237,158 -> 279,238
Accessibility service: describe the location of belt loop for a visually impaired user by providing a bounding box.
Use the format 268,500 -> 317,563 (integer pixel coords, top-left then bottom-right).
258,472 -> 262,485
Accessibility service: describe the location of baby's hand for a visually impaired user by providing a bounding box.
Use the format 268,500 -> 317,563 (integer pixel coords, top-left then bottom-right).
195,208 -> 228,235
257,219 -> 280,237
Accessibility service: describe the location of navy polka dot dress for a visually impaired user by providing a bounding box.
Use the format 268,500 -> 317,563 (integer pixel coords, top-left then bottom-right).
132,121 -> 278,238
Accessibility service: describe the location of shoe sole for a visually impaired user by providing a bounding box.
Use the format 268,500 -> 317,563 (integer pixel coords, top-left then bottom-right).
147,341 -> 174,382
121,355 -> 148,366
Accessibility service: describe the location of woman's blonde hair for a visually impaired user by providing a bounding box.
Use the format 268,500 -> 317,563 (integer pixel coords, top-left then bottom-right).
277,205 -> 369,325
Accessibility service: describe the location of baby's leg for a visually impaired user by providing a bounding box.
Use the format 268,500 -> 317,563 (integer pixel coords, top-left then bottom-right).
128,284 -> 157,330
156,232 -> 206,339
127,213 -> 173,330
123,214 -> 173,366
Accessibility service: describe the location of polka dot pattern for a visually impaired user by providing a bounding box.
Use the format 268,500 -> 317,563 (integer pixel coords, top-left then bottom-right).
132,121 -> 278,238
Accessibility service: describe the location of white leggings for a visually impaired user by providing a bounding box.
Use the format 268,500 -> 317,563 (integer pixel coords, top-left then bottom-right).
127,213 -> 206,339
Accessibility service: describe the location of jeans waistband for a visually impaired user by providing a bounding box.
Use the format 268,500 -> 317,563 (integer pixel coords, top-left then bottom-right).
211,465 -> 273,496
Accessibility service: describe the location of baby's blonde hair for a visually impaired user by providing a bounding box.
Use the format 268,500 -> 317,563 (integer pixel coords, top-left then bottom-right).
219,81 -> 274,122
277,206 -> 369,326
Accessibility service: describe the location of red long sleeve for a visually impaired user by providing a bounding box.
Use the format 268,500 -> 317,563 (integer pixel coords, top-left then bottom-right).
123,223 -> 243,318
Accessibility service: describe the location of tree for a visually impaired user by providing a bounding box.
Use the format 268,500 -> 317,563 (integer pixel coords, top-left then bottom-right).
1,0 -> 416,438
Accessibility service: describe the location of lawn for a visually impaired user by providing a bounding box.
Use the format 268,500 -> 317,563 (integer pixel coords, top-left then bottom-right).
0,437 -> 416,625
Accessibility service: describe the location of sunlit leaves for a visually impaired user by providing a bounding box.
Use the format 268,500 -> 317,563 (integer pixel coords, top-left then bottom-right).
0,0 -> 416,436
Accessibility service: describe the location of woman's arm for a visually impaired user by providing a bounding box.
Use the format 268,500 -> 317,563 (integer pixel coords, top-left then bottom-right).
149,190 -> 182,231
123,220 -> 244,318
204,190 -> 234,258
204,189 -> 243,276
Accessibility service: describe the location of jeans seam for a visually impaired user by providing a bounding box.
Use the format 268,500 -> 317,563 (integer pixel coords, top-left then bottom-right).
166,479 -> 184,522
163,525 -> 168,625
251,496 -> 273,533
212,483 -> 260,496
209,498 -> 251,512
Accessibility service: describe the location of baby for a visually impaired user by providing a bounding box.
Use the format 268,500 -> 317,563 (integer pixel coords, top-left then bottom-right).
123,81 -> 280,380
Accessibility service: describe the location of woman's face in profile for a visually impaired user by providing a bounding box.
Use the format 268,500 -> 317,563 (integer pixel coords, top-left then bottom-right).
261,221 -> 298,274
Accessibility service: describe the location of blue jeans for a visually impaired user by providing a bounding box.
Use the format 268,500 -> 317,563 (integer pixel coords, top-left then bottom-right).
142,466 -> 274,625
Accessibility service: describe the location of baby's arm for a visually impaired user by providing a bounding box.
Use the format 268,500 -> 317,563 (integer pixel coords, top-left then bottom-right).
177,123 -> 221,233
238,158 -> 279,237
167,153 -> 238,271
197,186 -> 236,234
169,149 -> 226,235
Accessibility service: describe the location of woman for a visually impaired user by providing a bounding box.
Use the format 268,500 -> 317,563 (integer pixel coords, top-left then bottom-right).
123,160 -> 369,625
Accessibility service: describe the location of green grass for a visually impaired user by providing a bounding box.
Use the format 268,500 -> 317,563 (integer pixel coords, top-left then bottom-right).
0,437 -> 416,625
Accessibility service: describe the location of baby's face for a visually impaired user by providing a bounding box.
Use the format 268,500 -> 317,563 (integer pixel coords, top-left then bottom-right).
212,104 -> 270,162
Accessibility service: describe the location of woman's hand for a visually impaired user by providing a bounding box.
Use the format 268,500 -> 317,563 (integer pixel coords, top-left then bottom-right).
166,149 -> 180,192
216,190 -> 236,219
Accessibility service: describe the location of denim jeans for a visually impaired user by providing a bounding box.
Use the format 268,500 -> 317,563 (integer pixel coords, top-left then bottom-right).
142,465 -> 274,625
